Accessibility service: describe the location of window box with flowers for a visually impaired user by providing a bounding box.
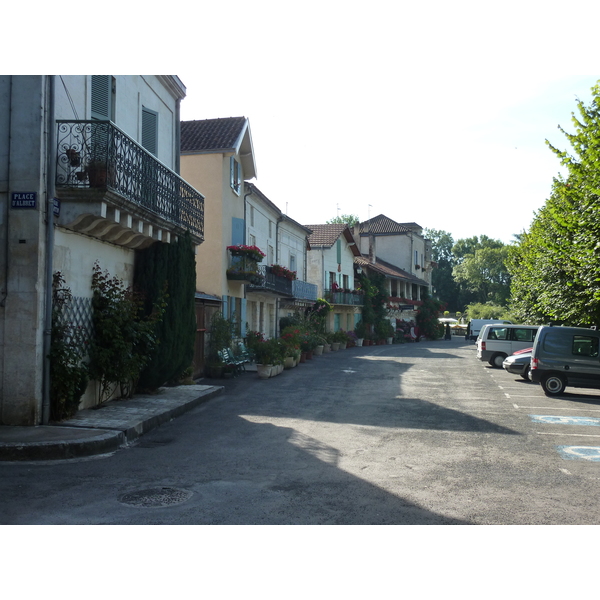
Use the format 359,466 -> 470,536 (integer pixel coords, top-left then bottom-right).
271,264 -> 297,281
227,244 -> 266,262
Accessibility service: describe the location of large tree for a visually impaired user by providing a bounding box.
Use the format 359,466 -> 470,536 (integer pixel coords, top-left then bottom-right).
424,228 -> 459,311
326,214 -> 360,227
508,81 -> 600,326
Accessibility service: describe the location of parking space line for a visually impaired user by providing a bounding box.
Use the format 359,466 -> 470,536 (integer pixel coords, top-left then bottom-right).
537,432 -> 600,438
515,404 -> 600,412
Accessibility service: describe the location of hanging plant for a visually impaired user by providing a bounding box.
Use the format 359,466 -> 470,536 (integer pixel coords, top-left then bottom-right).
227,244 -> 266,262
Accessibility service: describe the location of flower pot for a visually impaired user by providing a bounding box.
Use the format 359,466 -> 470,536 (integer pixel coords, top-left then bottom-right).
387,337 -> 393,344
314,345 -> 324,356
339,342 -> 347,350
257,364 -> 272,379
356,338 -> 364,347
300,352 -> 307,363
331,342 -> 340,351
305,351 -> 313,360
323,344 -> 331,353
284,356 -> 295,369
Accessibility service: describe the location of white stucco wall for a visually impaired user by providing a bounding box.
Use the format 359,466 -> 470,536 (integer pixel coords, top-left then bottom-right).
55,75 -> 182,171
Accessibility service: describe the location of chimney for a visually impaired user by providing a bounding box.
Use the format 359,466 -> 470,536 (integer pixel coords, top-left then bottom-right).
369,234 -> 376,264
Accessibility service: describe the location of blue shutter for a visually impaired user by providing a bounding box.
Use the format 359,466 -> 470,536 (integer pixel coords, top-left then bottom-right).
232,218 -> 245,246
91,75 -> 112,120
336,239 -> 342,264
222,295 -> 228,320
240,299 -> 247,338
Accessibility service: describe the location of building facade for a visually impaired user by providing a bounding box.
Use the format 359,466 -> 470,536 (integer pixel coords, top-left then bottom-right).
0,75 -> 204,425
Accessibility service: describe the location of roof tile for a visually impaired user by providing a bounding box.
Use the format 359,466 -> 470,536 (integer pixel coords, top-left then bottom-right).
180,117 -> 247,152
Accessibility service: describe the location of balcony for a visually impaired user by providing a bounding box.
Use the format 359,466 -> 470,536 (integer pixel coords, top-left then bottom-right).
324,289 -> 365,306
246,265 -> 293,296
226,256 -> 263,285
292,279 -> 318,302
55,120 -> 204,248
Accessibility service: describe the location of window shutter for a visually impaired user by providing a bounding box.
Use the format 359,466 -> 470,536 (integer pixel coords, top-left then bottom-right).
142,107 -> 158,156
91,75 -> 112,120
336,239 -> 342,264
231,218 -> 244,246
240,299 -> 247,338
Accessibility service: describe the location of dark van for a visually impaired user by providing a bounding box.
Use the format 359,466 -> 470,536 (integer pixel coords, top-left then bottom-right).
531,326 -> 600,396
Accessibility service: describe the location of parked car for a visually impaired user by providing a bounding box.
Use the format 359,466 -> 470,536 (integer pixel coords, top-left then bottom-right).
477,324 -> 539,368
531,325 -> 600,396
502,348 -> 533,380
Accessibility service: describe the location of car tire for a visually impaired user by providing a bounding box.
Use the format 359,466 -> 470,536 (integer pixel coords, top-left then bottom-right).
520,365 -> 531,381
541,373 -> 566,396
489,353 -> 507,368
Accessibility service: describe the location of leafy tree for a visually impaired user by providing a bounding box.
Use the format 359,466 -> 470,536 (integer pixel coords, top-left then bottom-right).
453,245 -> 511,306
464,302 -> 511,320
425,229 -> 460,311
416,291 -> 444,339
508,81 -> 600,326
326,214 -> 360,227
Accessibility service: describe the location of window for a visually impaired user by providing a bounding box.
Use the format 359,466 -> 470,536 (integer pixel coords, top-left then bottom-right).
230,157 -> 241,195
141,107 -> 158,156
511,328 -> 536,343
488,327 -> 509,340
269,220 -> 273,238
329,272 -> 337,290
249,205 -> 255,227
248,234 -> 256,246
268,245 -> 274,265
290,254 -> 296,273
572,336 -> 599,357
343,274 -> 349,289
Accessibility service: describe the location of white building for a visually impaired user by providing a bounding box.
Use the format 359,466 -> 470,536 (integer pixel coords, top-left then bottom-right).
0,75 -> 204,425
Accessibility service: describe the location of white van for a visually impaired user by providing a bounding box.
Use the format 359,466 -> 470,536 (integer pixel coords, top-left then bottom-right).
466,319 -> 512,341
476,323 -> 540,368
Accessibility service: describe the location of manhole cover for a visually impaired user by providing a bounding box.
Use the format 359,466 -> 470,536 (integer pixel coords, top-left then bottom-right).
118,487 -> 193,508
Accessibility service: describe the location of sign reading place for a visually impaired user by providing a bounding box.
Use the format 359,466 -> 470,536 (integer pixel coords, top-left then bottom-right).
11,192 -> 37,209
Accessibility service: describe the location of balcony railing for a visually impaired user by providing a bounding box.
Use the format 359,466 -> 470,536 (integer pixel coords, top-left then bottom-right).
292,279 -> 318,302
324,289 -> 365,306
247,265 -> 293,296
55,120 -> 204,243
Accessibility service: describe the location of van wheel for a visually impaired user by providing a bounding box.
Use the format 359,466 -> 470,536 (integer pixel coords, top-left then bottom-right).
520,365 -> 531,381
489,353 -> 506,368
541,373 -> 566,396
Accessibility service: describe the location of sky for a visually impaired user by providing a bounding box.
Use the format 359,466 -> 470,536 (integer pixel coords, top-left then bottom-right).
12,1 -> 600,246
171,1 -> 598,245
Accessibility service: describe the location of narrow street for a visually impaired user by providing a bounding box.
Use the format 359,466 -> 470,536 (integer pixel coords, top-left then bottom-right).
3,337 -> 600,525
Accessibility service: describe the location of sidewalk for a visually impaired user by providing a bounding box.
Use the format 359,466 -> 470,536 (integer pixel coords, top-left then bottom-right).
0,383 -> 223,461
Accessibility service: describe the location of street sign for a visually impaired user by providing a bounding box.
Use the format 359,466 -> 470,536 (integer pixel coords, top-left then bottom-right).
11,192 -> 37,209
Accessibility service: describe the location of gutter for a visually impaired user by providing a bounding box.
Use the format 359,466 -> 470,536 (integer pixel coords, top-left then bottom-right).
42,75 -> 56,425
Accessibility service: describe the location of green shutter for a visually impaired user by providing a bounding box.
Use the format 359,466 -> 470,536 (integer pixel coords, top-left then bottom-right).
336,239 -> 341,264
91,75 -> 112,120
142,107 -> 158,156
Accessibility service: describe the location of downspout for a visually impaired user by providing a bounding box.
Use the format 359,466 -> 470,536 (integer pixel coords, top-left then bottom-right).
175,98 -> 181,175
0,76 -> 13,308
275,215 -> 283,338
42,75 -> 56,425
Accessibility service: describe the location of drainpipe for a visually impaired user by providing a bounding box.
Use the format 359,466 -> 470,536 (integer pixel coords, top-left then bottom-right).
0,76 -> 13,309
42,75 -> 56,425
275,215 -> 284,338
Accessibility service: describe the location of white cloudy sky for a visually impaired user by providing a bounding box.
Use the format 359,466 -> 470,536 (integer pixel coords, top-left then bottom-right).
14,0 -> 600,245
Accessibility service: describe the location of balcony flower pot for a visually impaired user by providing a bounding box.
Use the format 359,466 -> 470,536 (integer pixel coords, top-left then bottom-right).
257,364 -> 273,379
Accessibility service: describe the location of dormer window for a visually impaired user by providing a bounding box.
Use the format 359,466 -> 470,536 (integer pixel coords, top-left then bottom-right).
230,157 -> 241,195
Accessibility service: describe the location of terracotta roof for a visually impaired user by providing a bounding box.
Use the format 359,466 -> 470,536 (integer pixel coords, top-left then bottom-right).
355,255 -> 428,285
305,224 -> 347,247
357,214 -> 412,236
180,117 -> 248,153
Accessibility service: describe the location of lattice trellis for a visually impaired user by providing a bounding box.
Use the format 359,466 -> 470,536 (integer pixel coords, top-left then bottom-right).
56,296 -> 94,350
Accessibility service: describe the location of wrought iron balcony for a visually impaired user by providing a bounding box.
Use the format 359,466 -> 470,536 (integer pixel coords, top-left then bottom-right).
292,279 -> 318,302
246,265 -> 293,296
324,289 -> 365,306
55,120 -> 204,247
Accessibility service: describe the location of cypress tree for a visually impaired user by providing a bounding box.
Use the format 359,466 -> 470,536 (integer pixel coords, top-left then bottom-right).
135,232 -> 196,389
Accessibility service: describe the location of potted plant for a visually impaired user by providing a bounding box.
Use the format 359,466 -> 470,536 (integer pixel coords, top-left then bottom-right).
354,320 -> 367,346
206,313 -> 234,377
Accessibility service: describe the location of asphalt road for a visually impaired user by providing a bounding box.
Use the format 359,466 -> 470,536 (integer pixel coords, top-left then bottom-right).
3,337 -> 600,525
